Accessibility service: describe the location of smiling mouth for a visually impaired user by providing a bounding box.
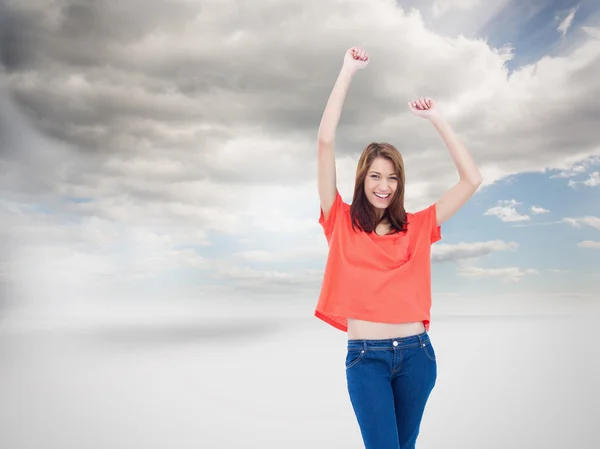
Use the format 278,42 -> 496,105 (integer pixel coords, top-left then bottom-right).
374,193 -> 390,200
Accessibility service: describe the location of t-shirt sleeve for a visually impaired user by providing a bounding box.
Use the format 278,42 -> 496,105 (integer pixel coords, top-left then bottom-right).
410,203 -> 442,244
318,190 -> 343,242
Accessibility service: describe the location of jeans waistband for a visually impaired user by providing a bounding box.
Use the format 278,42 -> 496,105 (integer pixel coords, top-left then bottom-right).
347,331 -> 430,350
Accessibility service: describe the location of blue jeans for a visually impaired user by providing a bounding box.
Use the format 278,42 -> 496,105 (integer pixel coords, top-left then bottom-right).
345,331 -> 437,449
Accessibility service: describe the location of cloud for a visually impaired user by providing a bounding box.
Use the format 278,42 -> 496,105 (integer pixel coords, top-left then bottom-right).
456,265 -> 539,282
568,171 -> 600,188
432,0 -> 482,17
550,155 -> 600,179
563,216 -> 600,231
530,206 -> 549,214
234,245 -> 327,263
432,240 -> 517,263
484,200 -> 530,222
577,240 -> 600,249
0,196 -> 210,300
209,265 -> 323,297
3,1 -> 600,189
550,164 -> 587,178
557,7 -> 579,36
583,172 -> 600,186
433,239 -> 537,282
1,0 -> 600,302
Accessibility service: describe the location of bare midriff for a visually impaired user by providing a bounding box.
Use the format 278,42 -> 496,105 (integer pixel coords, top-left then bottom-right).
347,319 -> 426,340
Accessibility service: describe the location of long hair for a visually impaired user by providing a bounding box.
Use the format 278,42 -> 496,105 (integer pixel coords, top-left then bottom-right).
350,142 -> 408,235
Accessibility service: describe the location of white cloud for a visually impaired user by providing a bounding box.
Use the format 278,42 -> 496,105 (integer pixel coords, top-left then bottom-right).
551,164 -> 587,178
557,7 -> 579,36
583,172 -> 600,186
432,240 -> 518,263
551,155 -> 600,179
484,200 -> 530,222
210,265 -> 323,297
563,216 -> 600,231
531,206 -> 550,214
577,240 -> 600,249
250,213 -> 320,235
457,265 -> 539,282
233,245 -> 327,263
432,0 -> 481,17
0,198 -> 210,294
568,171 -> 600,188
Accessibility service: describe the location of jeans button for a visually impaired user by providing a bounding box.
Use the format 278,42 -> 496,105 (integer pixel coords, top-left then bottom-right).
393,341 -> 398,346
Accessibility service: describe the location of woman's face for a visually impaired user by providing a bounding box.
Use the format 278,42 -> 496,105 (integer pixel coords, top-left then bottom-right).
363,157 -> 398,211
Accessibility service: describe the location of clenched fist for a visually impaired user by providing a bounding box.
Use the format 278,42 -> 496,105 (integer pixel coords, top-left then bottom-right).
408,97 -> 441,121
343,47 -> 370,73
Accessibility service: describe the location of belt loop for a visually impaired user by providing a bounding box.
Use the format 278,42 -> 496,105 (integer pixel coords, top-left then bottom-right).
363,340 -> 367,351
417,333 -> 424,347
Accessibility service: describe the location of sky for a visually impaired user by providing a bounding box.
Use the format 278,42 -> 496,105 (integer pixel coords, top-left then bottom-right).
0,0 -> 599,320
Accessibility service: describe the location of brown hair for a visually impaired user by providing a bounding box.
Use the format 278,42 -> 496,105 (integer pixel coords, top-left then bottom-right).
350,142 -> 408,235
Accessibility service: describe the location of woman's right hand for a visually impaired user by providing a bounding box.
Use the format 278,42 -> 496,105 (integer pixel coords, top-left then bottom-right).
343,47 -> 370,73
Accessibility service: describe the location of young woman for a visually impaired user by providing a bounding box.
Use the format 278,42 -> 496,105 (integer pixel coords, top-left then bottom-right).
315,47 -> 483,449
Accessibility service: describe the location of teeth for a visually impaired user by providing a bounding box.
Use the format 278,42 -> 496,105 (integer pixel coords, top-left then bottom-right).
374,193 -> 389,199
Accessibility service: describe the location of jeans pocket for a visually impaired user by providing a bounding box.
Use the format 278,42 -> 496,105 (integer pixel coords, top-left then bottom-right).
422,340 -> 436,362
345,349 -> 365,369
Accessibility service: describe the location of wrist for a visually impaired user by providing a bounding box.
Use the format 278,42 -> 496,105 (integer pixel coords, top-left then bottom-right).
428,113 -> 446,127
341,65 -> 357,77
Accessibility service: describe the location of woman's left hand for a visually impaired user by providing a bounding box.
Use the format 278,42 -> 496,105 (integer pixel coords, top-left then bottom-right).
408,97 -> 441,121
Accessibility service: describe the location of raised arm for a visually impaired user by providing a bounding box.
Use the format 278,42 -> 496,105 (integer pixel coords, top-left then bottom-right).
317,47 -> 369,220
408,97 -> 483,227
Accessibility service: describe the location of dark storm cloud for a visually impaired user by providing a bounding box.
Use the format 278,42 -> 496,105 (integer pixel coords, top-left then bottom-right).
1,0 -> 600,205
0,0 -> 200,70
0,1 -> 401,155
0,4 -> 33,71
0,0 -> 218,152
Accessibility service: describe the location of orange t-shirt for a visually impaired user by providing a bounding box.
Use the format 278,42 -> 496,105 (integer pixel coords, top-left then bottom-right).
315,189 -> 441,332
